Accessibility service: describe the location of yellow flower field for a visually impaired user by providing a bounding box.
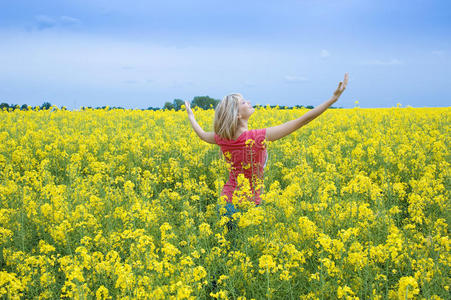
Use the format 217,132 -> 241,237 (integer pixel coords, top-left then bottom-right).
0,106 -> 449,299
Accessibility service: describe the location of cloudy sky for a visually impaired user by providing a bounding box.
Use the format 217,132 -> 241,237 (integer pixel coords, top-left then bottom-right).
0,0 -> 450,109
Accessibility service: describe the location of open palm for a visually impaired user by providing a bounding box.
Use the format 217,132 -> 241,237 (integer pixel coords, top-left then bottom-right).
333,72 -> 349,100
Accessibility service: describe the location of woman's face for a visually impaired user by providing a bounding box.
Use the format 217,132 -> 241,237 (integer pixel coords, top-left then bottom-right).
238,97 -> 254,120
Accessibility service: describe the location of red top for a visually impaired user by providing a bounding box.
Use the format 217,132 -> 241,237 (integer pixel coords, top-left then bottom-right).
214,128 -> 267,205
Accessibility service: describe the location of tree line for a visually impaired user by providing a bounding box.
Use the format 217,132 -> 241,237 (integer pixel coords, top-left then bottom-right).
1,95 -> 339,111
0,102 -> 54,111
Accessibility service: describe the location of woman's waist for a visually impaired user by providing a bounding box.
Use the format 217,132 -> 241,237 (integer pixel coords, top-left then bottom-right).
228,167 -> 264,178
221,184 -> 263,205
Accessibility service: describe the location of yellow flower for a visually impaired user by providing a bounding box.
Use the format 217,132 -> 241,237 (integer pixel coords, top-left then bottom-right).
279,269 -> 292,281
258,254 -> 277,274
0,271 -> 24,298
192,266 -> 207,282
199,223 -> 213,237
397,276 -> 419,299
1,103 -> 449,299
337,285 -> 355,299
96,285 -> 111,300
210,290 -> 228,299
298,216 -> 318,240
38,240 -> 56,254
0,227 -> 13,245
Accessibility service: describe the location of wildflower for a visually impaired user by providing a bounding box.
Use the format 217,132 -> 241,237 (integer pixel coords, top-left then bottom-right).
259,255 -> 277,274
199,223 -> 213,237
192,266 -> 207,281
397,276 -> 419,299
337,285 -> 355,299
96,285 -> 111,300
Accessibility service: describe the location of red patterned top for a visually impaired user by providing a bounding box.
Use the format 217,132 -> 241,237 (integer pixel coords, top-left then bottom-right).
214,128 -> 267,205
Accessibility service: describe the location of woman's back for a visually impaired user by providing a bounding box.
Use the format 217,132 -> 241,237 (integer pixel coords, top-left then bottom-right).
215,128 -> 267,205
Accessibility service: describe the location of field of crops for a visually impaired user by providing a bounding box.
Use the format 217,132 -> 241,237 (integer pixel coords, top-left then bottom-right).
0,106 -> 449,299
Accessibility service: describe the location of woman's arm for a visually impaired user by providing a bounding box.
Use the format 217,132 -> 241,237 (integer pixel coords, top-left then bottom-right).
185,101 -> 216,144
266,73 -> 349,142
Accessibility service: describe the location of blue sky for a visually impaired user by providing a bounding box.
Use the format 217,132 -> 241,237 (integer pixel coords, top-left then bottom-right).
0,0 -> 450,109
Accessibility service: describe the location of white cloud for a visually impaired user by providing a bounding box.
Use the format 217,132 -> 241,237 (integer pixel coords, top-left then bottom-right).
60,16 -> 81,26
431,50 -> 445,56
35,15 -> 57,30
360,58 -> 402,66
320,49 -> 330,58
34,15 -> 81,30
284,75 -> 308,83
0,33 -> 279,94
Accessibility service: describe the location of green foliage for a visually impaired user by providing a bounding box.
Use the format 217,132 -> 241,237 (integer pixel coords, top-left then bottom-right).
163,101 -> 174,110
40,102 -> 52,110
191,96 -> 220,109
0,98 -> 341,112
173,99 -> 184,110
163,99 -> 185,111
1,102 -> 44,111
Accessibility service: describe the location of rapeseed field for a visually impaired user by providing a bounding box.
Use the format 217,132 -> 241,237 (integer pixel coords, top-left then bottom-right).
0,106 -> 449,299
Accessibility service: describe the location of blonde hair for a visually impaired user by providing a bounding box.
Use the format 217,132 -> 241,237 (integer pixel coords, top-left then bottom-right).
214,93 -> 242,140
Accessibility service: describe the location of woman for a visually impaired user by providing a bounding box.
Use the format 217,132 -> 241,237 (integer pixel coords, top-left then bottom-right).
185,73 -> 349,215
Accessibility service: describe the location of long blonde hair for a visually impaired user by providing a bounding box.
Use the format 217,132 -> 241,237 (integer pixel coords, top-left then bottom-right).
214,93 -> 242,140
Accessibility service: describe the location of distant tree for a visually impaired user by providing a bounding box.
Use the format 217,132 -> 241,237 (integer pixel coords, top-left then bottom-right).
173,99 -> 184,111
163,101 -> 174,110
0,103 -> 9,110
21,104 -> 29,110
41,102 -> 52,110
191,96 -> 220,109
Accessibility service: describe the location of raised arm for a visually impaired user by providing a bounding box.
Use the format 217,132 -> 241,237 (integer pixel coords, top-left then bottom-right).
266,72 -> 349,142
185,101 -> 216,144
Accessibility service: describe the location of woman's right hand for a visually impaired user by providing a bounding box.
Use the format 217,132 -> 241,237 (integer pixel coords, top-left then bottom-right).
185,101 -> 194,118
332,72 -> 349,101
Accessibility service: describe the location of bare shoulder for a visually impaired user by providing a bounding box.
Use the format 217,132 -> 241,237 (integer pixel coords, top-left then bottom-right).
204,131 -> 216,144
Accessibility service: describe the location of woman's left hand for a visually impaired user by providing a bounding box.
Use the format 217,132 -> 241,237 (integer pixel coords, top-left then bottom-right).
332,72 -> 349,101
185,101 -> 194,118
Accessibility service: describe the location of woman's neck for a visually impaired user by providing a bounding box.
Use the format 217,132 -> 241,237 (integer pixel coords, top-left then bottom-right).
234,119 -> 248,139
238,118 -> 248,128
